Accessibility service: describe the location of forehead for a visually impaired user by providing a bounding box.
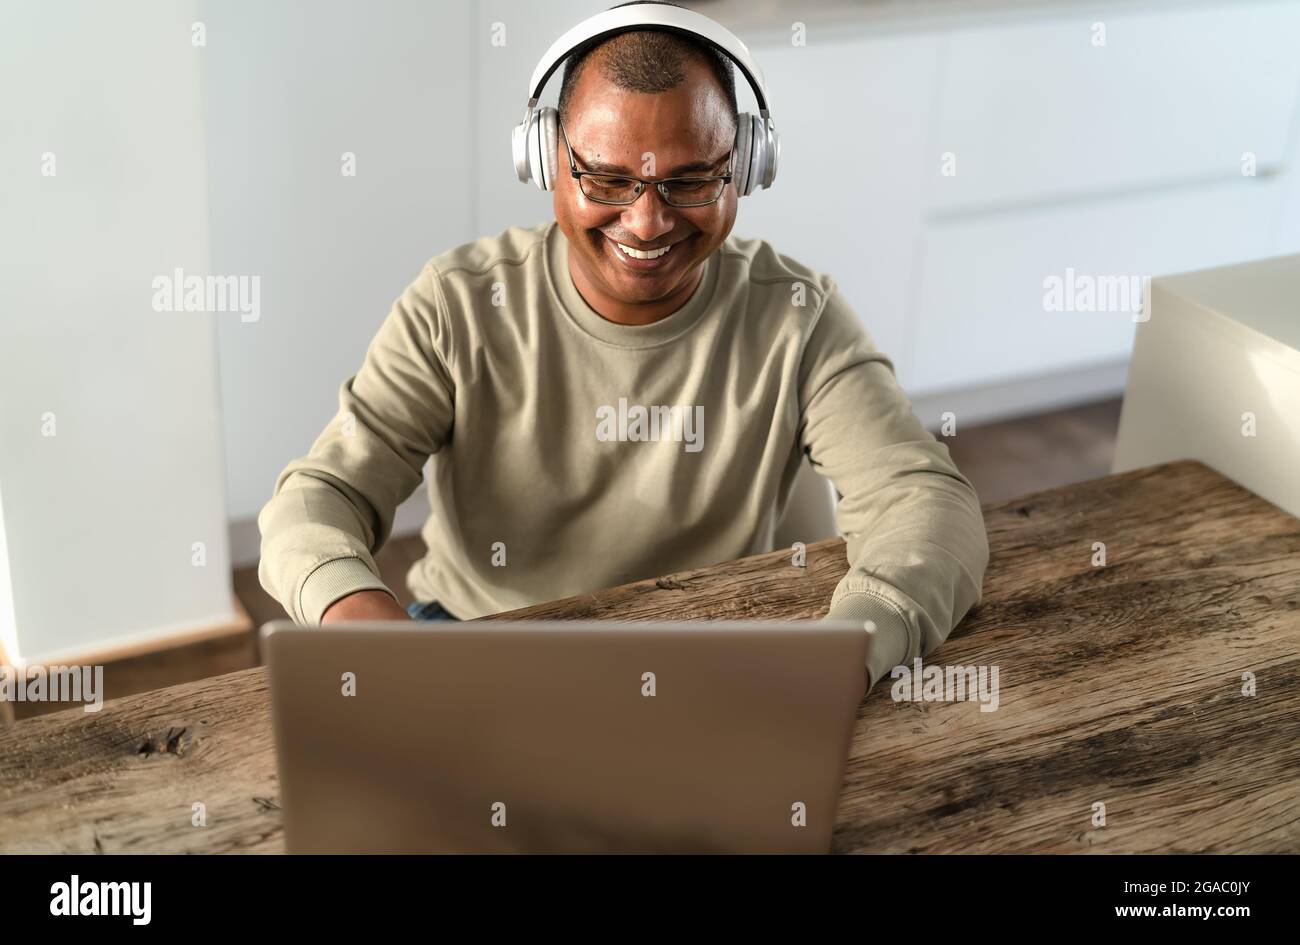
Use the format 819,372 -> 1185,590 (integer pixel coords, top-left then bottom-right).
564,56 -> 735,162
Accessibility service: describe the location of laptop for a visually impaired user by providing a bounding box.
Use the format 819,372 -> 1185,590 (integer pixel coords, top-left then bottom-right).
262,619 -> 868,853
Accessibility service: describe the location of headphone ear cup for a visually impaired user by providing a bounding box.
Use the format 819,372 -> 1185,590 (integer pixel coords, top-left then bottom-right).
759,117 -> 779,189
528,107 -> 560,192
512,121 -> 532,183
733,112 -> 754,197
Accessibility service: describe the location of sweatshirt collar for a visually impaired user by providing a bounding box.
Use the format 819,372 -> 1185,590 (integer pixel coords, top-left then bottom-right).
545,221 -> 720,348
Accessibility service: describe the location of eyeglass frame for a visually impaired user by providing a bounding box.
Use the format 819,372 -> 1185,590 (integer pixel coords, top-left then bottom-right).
558,116 -> 734,208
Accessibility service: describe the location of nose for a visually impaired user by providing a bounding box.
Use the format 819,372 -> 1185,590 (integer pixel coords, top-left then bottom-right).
619,185 -> 676,245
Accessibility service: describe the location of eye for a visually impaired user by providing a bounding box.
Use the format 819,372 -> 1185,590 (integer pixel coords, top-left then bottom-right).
580,175 -> 638,201
666,178 -> 712,195
662,178 -> 726,206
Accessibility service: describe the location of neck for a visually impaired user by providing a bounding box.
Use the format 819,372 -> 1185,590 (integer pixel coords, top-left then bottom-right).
567,251 -> 705,327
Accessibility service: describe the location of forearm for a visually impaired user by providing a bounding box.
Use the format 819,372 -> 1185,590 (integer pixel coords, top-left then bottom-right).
257,262 -> 455,626
257,468 -> 401,626
800,284 -> 989,687
823,444 -> 988,687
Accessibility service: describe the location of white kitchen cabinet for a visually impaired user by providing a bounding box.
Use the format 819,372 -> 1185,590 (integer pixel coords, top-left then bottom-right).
732,32 -> 942,374
927,2 -> 1300,214
740,0 -> 1300,418
1114,254 -> 1300,518
909,175 -> 1286,393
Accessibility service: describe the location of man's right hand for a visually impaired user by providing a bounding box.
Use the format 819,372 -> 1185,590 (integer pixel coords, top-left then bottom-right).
320,589 -> 411,625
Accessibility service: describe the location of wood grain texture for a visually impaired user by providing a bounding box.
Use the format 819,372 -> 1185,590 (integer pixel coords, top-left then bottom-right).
2,459 -> 1296,853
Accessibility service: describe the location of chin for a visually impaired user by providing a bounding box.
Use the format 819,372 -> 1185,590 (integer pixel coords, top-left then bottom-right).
608,267 -> 687,298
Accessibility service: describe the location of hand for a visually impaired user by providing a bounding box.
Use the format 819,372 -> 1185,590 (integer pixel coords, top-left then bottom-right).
320,589 -> 411,625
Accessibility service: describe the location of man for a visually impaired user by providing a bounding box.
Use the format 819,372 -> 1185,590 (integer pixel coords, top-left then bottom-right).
257,2 -> 989,692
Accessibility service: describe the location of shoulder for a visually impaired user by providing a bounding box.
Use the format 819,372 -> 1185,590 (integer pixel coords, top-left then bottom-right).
403,223 -> 554,330
717,232 -> 845,340
423,222 -> 552,285
718,232 -> 842,333
720,232 -> 837,306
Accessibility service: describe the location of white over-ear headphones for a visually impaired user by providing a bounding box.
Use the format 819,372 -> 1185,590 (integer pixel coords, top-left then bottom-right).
511,2 -> 779,198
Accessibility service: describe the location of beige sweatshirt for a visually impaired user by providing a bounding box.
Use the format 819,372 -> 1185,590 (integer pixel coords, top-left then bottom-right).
257,221 -> 989,687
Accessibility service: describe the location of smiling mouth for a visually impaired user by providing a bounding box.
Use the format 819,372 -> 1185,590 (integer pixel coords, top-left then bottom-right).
615,241 -> 673,259
602,234 -> 691,270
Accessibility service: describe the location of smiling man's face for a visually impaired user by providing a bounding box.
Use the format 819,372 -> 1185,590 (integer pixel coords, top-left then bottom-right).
554,50 -> 738,326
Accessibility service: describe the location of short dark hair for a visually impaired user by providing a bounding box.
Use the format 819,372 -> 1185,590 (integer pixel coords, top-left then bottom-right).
556,1 -> 739,131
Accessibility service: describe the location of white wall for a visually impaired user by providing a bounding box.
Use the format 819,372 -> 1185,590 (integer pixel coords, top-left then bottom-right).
200,0 -> 477,524
0,0 -> 235,661
474,0 -> 606,236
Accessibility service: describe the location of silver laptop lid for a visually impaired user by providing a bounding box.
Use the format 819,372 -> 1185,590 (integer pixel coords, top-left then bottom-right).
263,619 -> 867,853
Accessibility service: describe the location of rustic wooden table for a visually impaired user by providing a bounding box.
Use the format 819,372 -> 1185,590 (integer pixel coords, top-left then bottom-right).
2,459 -> 1297,853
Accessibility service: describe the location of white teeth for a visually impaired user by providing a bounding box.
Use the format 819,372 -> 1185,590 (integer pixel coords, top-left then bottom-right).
615,241 -> 672,260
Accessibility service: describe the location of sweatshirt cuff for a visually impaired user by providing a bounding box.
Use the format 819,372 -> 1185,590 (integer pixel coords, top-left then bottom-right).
825,593 -> 910,689
299,556 -> 397,626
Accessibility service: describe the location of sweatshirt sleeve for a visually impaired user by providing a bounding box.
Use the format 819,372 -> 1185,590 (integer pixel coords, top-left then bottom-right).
799,281 -> 989,690
257,263 -> 456,626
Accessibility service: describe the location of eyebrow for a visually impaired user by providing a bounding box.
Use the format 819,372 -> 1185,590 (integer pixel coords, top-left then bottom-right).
576,149 -> 731,177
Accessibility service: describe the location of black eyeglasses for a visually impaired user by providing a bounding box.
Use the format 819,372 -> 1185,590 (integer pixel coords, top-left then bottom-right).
559,118 -> 733,208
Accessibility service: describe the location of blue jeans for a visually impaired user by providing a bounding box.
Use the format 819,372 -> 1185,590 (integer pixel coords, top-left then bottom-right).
406,599 -> 461,622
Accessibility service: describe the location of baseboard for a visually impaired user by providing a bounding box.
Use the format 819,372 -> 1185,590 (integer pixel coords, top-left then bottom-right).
6,596 -> 253,670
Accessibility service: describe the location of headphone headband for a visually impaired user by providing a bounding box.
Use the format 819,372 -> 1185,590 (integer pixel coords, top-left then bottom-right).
525,3 -> 771,119
512,2 -> 779,196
